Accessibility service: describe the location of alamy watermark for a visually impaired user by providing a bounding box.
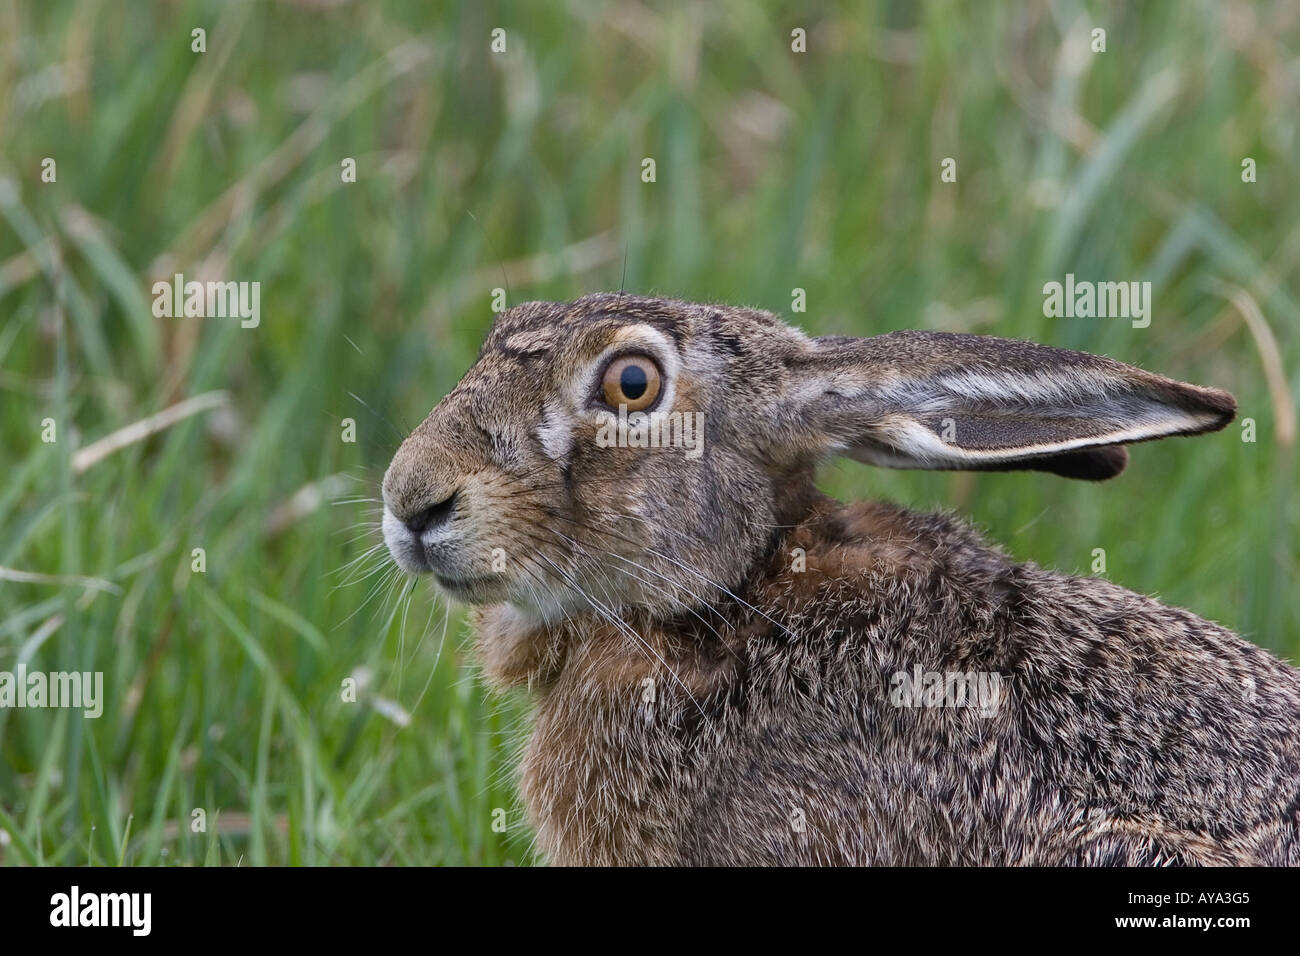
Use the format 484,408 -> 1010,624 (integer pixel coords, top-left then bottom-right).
889,665 -> 1003,718
50,886 -> 150,936
595,405 -> 705,460
1043,273 -> 1151,328
0,665 -> 103,718
151,272 -> 260,328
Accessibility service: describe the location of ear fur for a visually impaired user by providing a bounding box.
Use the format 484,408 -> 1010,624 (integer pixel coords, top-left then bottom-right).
801,331 -> 1236,480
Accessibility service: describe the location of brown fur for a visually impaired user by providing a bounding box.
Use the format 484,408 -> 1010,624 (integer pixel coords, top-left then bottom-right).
476,498 -> 1300,865
382,294 -> 1300,866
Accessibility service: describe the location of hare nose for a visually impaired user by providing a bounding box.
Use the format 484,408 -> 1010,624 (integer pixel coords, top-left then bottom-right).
404,491 -> 458,535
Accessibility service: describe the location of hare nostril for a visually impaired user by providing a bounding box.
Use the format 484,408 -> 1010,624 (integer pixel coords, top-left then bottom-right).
404,492 -> 458,535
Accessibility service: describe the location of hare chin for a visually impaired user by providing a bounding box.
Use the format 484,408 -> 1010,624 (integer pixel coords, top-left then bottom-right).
431,571 -> 512,605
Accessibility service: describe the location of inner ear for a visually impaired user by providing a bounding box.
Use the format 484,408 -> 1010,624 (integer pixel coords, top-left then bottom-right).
807,331 -> 1236,481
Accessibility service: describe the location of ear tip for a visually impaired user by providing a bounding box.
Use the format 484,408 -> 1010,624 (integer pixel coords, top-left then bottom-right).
1195,386 -> 1237,430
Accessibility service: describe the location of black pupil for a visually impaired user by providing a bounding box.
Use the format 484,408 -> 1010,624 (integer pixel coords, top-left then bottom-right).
620,364 -> 648,399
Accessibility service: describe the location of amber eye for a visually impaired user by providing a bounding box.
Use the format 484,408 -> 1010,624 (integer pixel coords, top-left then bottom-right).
600,355 -> 662,412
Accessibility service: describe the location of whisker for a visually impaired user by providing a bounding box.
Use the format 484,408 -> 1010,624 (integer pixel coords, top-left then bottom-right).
541,526 -> 734,647
407,599 -> 453,718
530,551 -> 712,725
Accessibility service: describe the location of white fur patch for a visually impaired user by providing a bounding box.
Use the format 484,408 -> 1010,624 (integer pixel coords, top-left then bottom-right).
536,400 -> 574,460
382,507 -> 426,573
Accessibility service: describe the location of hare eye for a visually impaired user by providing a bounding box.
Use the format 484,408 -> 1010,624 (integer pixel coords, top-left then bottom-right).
601,355 -> 662,412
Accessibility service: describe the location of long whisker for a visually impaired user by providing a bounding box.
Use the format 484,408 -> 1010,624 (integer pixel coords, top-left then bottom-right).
407,599 -> 452,718
335,540 -> 390,581
540,525 -> 734,646
530,551 -> 711,723
532,508 -> 745,629
547,506 -> 800,643
334,563 -> 404,630
392,576 -> 418,695
335,547 -> 399,590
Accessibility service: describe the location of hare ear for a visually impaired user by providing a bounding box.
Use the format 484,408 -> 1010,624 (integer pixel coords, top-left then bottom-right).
799,331 -> 1236,481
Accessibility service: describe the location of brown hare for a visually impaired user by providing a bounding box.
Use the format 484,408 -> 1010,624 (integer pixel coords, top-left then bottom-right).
381,293 -> 1300,866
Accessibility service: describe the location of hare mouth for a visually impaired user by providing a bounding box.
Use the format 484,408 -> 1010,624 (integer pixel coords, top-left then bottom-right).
434,571 -> 479,589
433,572 -> 500,601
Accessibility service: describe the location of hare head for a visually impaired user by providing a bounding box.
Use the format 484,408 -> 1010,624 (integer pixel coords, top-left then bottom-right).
381,293 -> 1235,618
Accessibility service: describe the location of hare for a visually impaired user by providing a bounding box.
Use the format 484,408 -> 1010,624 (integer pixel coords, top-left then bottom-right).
381,293 -> 1300,866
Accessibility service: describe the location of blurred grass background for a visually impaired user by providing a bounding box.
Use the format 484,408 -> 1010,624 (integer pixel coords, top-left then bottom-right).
0,0 -> 1296,865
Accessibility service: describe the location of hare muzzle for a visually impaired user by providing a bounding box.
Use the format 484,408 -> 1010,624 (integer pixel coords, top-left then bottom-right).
380,404 -> 497,597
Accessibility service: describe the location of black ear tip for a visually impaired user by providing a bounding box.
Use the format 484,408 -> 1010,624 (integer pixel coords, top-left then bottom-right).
1035,445 -> 1130,481
975,446 -> 1129,480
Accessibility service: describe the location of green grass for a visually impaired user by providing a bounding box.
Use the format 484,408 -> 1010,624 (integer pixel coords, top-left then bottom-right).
0,0 -> 1296,865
